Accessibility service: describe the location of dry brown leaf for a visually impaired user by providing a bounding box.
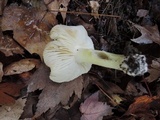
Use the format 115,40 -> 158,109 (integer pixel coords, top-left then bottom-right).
126,95 -> 158,115
0,35 -> 24,56
27,63 -> 84,117
80,91 -> 113,120
0,62 -> 3,82
4,58 -> 40,76
146,58 -> 160,83
0,82 -> 25,105
34,76 -> 83,117
27,63 -> 50,92
0,98 -> 26,120
0,0 -> 7,15
1,4 -> 57,59
130,21 -> 160,45
44,0 -> 70,22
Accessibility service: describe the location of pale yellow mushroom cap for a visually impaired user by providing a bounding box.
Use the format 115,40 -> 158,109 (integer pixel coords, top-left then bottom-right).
43,25 -> 94,83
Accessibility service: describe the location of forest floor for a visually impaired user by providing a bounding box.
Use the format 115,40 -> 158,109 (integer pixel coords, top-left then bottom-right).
0,0 -> 160,120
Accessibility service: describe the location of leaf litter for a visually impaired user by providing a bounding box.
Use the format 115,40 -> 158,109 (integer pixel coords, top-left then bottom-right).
27,63 -> 84,117
1,4 -> 57,59
0,0 -> 160,120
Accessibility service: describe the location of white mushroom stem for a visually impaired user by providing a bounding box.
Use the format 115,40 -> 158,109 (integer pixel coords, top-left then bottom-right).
76,48 -> 148,76
75,48 -> 124,71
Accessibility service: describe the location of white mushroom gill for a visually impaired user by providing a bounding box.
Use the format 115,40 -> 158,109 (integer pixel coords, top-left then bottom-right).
43,25 -> 148,83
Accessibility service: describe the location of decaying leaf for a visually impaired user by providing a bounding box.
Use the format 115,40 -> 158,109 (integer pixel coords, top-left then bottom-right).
27,63 -> 84,117
44,0 -> 70,22
80,91 -> 113,120
27,63 -> 50,92
89,1 -> 100,18
130,21 -> 160,45
0,82 -> 24,105
35,76 -> 83,117
4,58 -> 40,76
0,62 -> 3,82
1,4 -> 57,59
125,95 -> 159,119
146,58 -> 160,83
0,35 -> 24,56
0,98 -> 26,120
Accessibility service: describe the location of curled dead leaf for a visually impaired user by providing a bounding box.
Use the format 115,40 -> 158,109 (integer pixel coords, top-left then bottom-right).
130,21 -> 160,45
4,58 -> 40,76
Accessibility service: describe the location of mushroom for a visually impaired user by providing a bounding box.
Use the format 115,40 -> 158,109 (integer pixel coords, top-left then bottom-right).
43,25 -> 148,83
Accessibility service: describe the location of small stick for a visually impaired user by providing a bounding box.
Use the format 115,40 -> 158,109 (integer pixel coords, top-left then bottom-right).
50,10 -> 121,18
